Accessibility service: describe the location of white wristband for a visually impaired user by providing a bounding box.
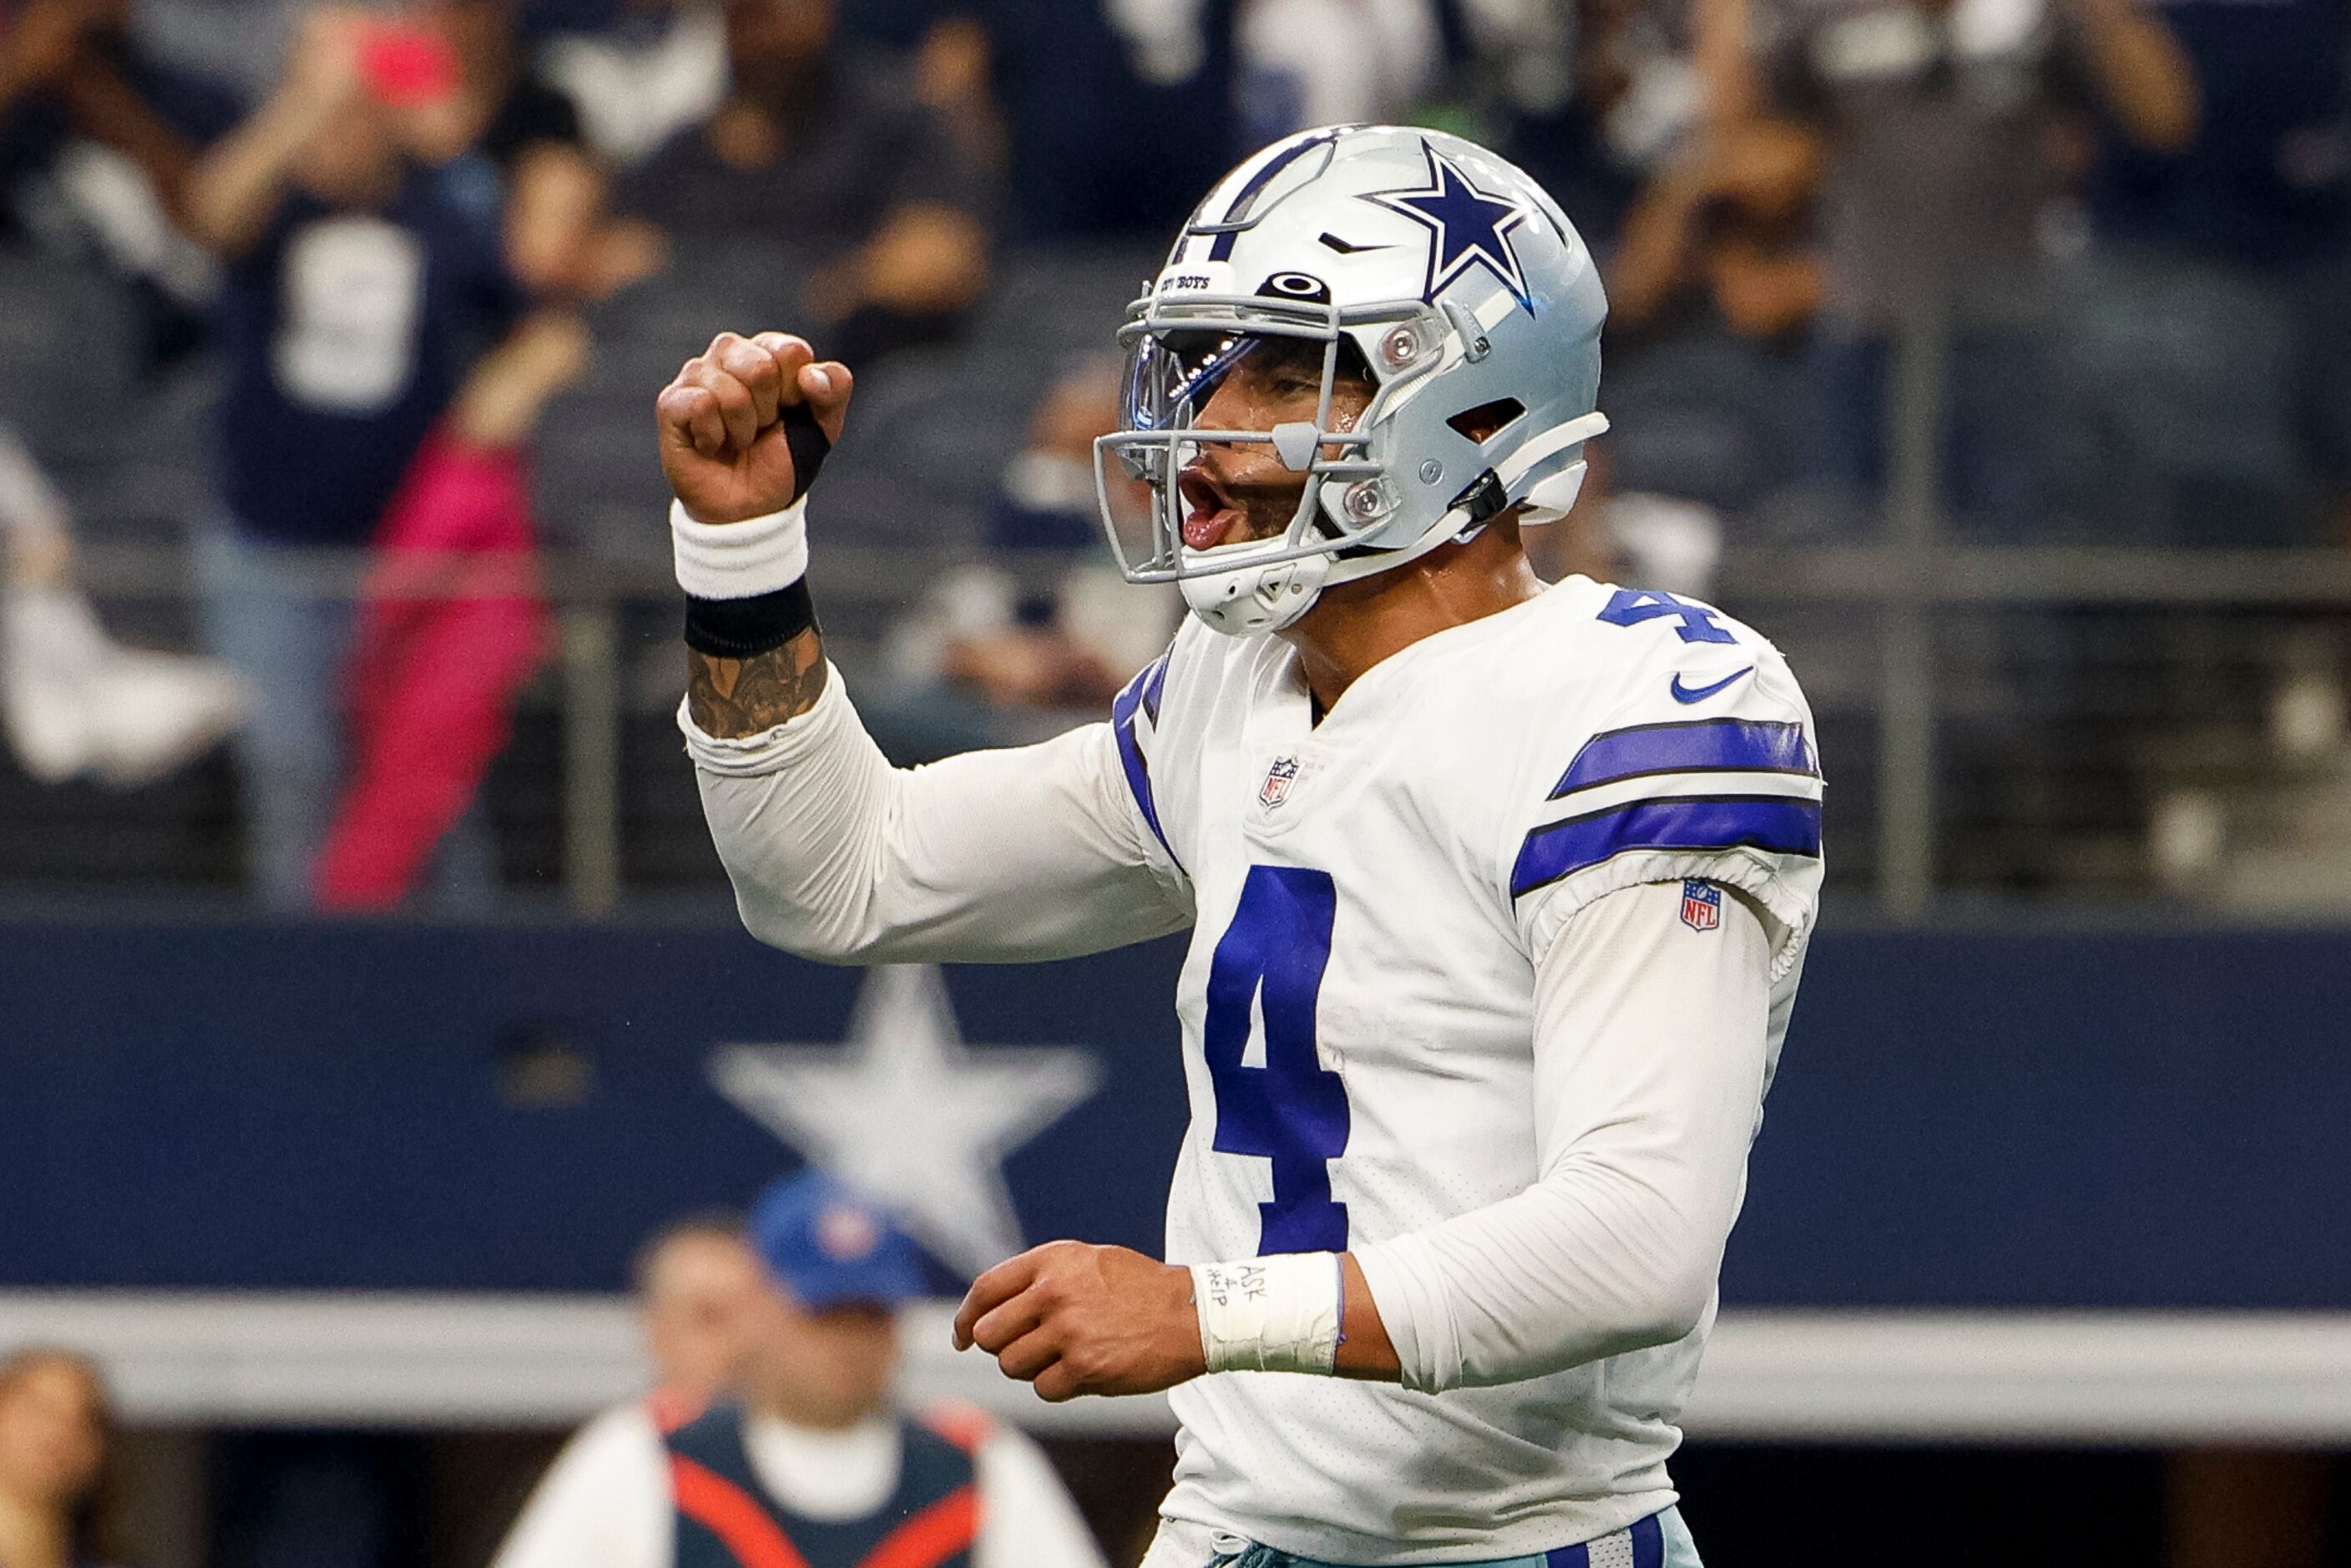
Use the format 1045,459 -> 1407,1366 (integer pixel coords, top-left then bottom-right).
671,496 -> 810,600
1191,1253 -> 1343,1375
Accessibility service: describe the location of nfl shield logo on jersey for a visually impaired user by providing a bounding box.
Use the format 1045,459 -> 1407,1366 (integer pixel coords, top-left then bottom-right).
1260,756 -> 1300,811
1681,879 -> 1722,932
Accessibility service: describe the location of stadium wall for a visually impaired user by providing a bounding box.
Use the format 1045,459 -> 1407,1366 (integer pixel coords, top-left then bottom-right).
3,915 -> 2347,1439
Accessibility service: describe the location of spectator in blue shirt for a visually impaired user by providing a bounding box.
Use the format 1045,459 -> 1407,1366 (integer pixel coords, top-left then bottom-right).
185,8 -> 521,907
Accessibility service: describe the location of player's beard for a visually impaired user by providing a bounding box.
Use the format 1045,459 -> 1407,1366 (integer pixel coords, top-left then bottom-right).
1182,470 -> 1312,550
1225,476 -> 1312,546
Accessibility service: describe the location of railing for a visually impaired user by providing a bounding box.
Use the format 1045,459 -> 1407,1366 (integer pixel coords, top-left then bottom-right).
29,532 -> 2349,919
36,540 -> 1080,915
1722,544 -> 2351,917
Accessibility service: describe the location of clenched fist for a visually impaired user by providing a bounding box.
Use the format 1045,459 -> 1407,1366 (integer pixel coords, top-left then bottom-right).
656,331 -> 853,524
953,1241 -> 1206,1403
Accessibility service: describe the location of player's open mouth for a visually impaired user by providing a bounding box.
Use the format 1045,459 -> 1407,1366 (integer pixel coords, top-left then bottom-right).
1179,470 -> 1240,551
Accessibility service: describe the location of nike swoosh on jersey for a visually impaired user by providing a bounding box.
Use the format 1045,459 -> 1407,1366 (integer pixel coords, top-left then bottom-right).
1669,666 -> 1756,704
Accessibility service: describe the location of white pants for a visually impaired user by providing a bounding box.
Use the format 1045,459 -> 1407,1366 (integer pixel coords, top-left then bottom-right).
1140,1510 -> 1705,1568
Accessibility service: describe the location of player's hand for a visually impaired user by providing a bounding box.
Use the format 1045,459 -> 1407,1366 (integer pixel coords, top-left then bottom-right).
655,331 -> 852,525
953,1240 -> 1204,1402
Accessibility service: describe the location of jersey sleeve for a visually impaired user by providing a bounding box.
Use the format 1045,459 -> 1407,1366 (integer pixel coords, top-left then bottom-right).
1355,878 -> 1774,1392
1505,635 -> 1823,979
687,661 -> 1192,965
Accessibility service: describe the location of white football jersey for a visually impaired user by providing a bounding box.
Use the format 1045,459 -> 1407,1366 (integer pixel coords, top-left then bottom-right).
1109,577 -> 1823,1562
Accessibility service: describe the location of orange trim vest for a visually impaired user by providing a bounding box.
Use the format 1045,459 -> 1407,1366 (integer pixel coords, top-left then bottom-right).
664,1405 -> 985,1568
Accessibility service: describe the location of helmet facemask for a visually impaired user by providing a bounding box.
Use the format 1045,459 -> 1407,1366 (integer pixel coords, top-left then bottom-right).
1095,125 -> 1614,635
1095,292 -> 1452,633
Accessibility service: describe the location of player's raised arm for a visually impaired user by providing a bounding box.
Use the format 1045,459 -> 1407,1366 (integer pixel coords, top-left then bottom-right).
659,331 -> 848,738
658,332 -> 1193,966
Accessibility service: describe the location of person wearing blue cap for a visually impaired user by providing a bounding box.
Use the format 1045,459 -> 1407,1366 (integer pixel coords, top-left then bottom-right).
492,1170 -> 1106,1568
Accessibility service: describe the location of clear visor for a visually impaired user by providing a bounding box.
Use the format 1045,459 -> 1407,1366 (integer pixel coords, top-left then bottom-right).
1094,296 -> 1433,585
1120,328 -> 1262,435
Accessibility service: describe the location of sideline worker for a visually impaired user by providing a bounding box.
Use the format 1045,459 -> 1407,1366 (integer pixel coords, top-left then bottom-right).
493,1171 -> 1106,1568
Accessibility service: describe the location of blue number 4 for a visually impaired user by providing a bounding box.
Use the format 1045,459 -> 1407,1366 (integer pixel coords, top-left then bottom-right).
1204,866 -> 1350,1254
1597,588 -> 1736,645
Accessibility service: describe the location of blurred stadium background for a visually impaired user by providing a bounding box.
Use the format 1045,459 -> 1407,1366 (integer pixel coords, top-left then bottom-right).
0,0 -> 2348,1561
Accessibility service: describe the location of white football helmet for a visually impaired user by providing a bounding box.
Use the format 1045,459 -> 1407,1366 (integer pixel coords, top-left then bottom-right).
1095,124 -> 1610,635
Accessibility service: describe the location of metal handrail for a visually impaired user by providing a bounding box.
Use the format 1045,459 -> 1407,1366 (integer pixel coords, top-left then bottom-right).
1722,546 -> 2351,606
62,541 -> 1085,603
73,539 -> 2351,607
53,534 -> 2351,918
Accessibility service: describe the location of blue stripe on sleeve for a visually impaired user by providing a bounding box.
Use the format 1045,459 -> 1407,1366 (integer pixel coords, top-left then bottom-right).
1511,795 -> 1823,898
1549,718 -> 1816,799
1110,662 -> 1179,869
1140,650 -> 1168,726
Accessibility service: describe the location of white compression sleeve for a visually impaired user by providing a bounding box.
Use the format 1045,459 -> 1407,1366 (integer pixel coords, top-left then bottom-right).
1353,878 -> 1777,1393
683,675 -> 1191,964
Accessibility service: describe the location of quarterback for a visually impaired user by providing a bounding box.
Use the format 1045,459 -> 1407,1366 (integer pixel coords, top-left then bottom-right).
658,128 -> 1822,1568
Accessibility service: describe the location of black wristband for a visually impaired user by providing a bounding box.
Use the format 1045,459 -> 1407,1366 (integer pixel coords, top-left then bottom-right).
684,576 -> 820,659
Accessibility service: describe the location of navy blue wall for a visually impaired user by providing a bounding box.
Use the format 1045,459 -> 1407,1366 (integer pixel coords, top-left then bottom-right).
3,918 -> 2344,1307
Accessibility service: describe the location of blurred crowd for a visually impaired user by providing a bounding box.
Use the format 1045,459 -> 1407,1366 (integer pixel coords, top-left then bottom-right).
0,0 -> 2346,905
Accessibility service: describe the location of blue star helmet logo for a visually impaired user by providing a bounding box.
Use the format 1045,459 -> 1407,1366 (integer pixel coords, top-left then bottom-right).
1364,143 -> 1534,313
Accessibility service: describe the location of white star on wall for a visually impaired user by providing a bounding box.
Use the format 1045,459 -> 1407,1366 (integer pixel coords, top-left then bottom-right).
709,965 -> 1103,1279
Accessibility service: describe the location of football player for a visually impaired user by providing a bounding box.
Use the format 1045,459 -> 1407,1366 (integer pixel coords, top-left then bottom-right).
656,126 -> 1823,1568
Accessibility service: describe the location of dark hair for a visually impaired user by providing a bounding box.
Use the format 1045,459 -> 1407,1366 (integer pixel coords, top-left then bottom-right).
630,1211 -> 749,1297
0,1348 -> 124,1566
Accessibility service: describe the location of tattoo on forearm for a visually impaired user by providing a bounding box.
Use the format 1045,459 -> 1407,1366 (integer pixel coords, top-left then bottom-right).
687,630 -> 828,737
